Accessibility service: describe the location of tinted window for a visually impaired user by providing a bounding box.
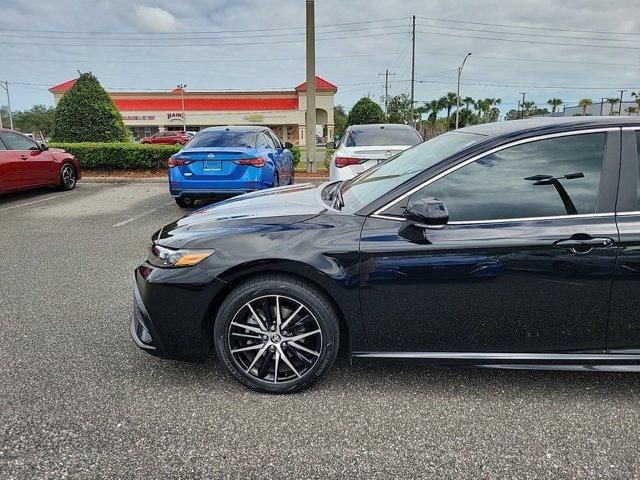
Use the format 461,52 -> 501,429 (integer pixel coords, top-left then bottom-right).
0,131 -> 39,150
346,127 -> 421,147
411,133 -> 606,222
186,130 -> 257,148
340,132 -> 482,212
267,131 -> 282,149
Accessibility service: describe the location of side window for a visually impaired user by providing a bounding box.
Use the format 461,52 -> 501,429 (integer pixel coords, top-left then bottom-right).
410,133 -> 607,222
0,131 -> 39,150
259,132 -> 275,149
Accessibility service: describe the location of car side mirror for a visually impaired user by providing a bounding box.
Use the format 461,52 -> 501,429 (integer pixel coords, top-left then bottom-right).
41,143 -> 49,151
326,141 -> 336,149
284,141 -> 293,149
403,196 -> 449,229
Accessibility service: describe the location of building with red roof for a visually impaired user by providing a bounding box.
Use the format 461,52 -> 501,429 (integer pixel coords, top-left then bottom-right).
49,76 -> 337,144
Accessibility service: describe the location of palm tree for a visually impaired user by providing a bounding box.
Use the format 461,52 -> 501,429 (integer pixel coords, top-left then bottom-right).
547,98 -> 563,114
626,106 -> 638,116
606,97 -> 619,115
632,92 -> 640,116
475,98 -> 502,121
578,98 -> 593,115
462,96 -> 475,110
439,91 -> 458,118
522,101 -> 536,118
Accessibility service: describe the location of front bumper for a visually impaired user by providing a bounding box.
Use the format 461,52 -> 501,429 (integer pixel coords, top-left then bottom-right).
131,263 -> 227,361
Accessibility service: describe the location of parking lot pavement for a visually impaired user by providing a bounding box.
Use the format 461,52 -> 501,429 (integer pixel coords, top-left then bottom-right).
2,182 -> 640,479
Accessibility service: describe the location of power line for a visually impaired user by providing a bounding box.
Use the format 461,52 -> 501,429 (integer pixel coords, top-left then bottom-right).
0,16 -> 410,35
416,15 -> 640,37
0,23 -> 410,41
415,29 -> 640,51
0,30 -> 408,48
417,51 -> 640,69
416,22 -> 640,44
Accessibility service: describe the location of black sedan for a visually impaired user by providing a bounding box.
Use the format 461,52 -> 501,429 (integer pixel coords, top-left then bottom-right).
132,117 -> 640,393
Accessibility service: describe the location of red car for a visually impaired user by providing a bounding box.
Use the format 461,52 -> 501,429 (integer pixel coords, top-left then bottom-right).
0,129 -> 81,194
140,131 -> 190,145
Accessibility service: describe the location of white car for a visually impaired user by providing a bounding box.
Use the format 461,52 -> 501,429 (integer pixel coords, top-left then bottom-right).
328,124 -> 422,181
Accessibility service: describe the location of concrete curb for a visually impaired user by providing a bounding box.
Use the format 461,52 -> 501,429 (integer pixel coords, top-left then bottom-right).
80,176 -> 330,184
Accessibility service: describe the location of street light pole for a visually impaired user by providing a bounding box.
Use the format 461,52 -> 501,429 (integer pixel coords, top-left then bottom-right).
455,52 -> 471,129
519,92 -> 528,119
1,80 -> 14,130
177,83 -> 187,129
619,89 -> 626,115
305,0 -> 316,173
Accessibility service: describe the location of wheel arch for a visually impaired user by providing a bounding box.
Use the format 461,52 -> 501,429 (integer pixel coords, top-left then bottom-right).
202,262 -> 356,359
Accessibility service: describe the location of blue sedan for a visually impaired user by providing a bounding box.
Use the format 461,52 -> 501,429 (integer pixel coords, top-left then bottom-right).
168,126 -> 295,208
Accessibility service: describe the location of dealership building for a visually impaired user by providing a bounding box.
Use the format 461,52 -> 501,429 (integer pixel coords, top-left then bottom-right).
49,76 -> 337,145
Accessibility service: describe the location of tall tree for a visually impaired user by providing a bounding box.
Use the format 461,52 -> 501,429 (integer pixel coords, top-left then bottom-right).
51,72 -> 129,142
13,105 -> 56,137
333,105 -> 348,135
606,97 -> 620,115
578,98 -> 593,115
439,91 -> 459,118
522,101 -> 536,118
347,97 -> 385,126
462,96 -> 475,111
547,98 -> 563,114
386,93 -> 413,124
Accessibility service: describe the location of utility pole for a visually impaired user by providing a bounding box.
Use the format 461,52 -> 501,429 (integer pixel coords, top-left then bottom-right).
305,0 -> 316,173
177,83 -> 187,129
378,69 -> 396,118
619,89 -> 626,115
519,92 -> 528,119
1,81 -> 14,130
410,15 -> 416,128
455,52 -> 472,129
599,97 -> 605,115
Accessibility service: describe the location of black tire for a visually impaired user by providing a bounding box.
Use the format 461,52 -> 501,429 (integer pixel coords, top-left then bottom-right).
175,196 -> 194,208
58,163 -> 77,191
214,274 -> 340,393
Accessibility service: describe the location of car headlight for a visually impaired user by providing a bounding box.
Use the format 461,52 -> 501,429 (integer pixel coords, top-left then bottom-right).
149,244 -> 214,268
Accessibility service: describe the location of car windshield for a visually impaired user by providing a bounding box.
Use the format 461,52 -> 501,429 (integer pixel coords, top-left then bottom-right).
345,127 -> 422,147
339,132 -> 483,212
186,130 -> 256,148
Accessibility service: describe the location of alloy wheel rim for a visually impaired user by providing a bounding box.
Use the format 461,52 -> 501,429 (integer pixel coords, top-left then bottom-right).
227,295 -> 322,384
62,166 -> 75,188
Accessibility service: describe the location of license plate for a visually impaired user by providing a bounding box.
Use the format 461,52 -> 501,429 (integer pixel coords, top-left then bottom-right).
203,160 -> 222,171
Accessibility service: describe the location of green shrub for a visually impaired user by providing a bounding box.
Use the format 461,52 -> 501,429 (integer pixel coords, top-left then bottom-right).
49,142 -> 181,170
290,145 -> 301,167
51,73 -> 129,143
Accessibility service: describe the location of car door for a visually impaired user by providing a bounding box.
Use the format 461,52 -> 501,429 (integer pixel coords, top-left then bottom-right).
0,130 -> 53,186
359,129 -> 620,354
268,131 -> 289,183
0,136 -> 22,191
608,127 -> 640,353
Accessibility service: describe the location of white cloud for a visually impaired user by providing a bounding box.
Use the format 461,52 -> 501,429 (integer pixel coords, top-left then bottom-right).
133,5 -> 179,32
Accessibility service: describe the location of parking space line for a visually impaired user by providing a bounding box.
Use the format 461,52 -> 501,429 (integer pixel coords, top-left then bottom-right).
112,201 -> 175,227
0,195 -> 61,212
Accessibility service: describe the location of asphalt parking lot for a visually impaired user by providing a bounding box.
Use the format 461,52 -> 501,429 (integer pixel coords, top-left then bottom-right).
2,182 -> 640,479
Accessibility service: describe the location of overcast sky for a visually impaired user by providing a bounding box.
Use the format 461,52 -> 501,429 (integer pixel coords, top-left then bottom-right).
2,0 -> 640,115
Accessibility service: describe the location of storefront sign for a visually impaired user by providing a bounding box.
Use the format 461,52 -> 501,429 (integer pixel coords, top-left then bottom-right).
244,114 -> 264,122
123,115 -> 156,121
167,112 -> 185,121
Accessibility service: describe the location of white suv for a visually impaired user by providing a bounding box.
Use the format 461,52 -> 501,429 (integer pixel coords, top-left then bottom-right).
329,124 -> 422,181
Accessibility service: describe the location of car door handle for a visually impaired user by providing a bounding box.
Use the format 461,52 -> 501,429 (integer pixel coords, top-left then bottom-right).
20,155 -> 28,160
553,236 -> 613,254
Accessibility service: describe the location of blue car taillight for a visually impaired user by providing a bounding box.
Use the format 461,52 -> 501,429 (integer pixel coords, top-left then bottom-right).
234,157 -> 266,167
168,155 -> 192,167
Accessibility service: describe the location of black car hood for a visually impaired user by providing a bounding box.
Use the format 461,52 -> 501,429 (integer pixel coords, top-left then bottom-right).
155,183 -> 331,247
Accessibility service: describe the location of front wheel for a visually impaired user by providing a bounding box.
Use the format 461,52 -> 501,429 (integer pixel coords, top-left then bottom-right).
58,164 -> 77,191
214,274 -> 340,393
175,196 -> 194,208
